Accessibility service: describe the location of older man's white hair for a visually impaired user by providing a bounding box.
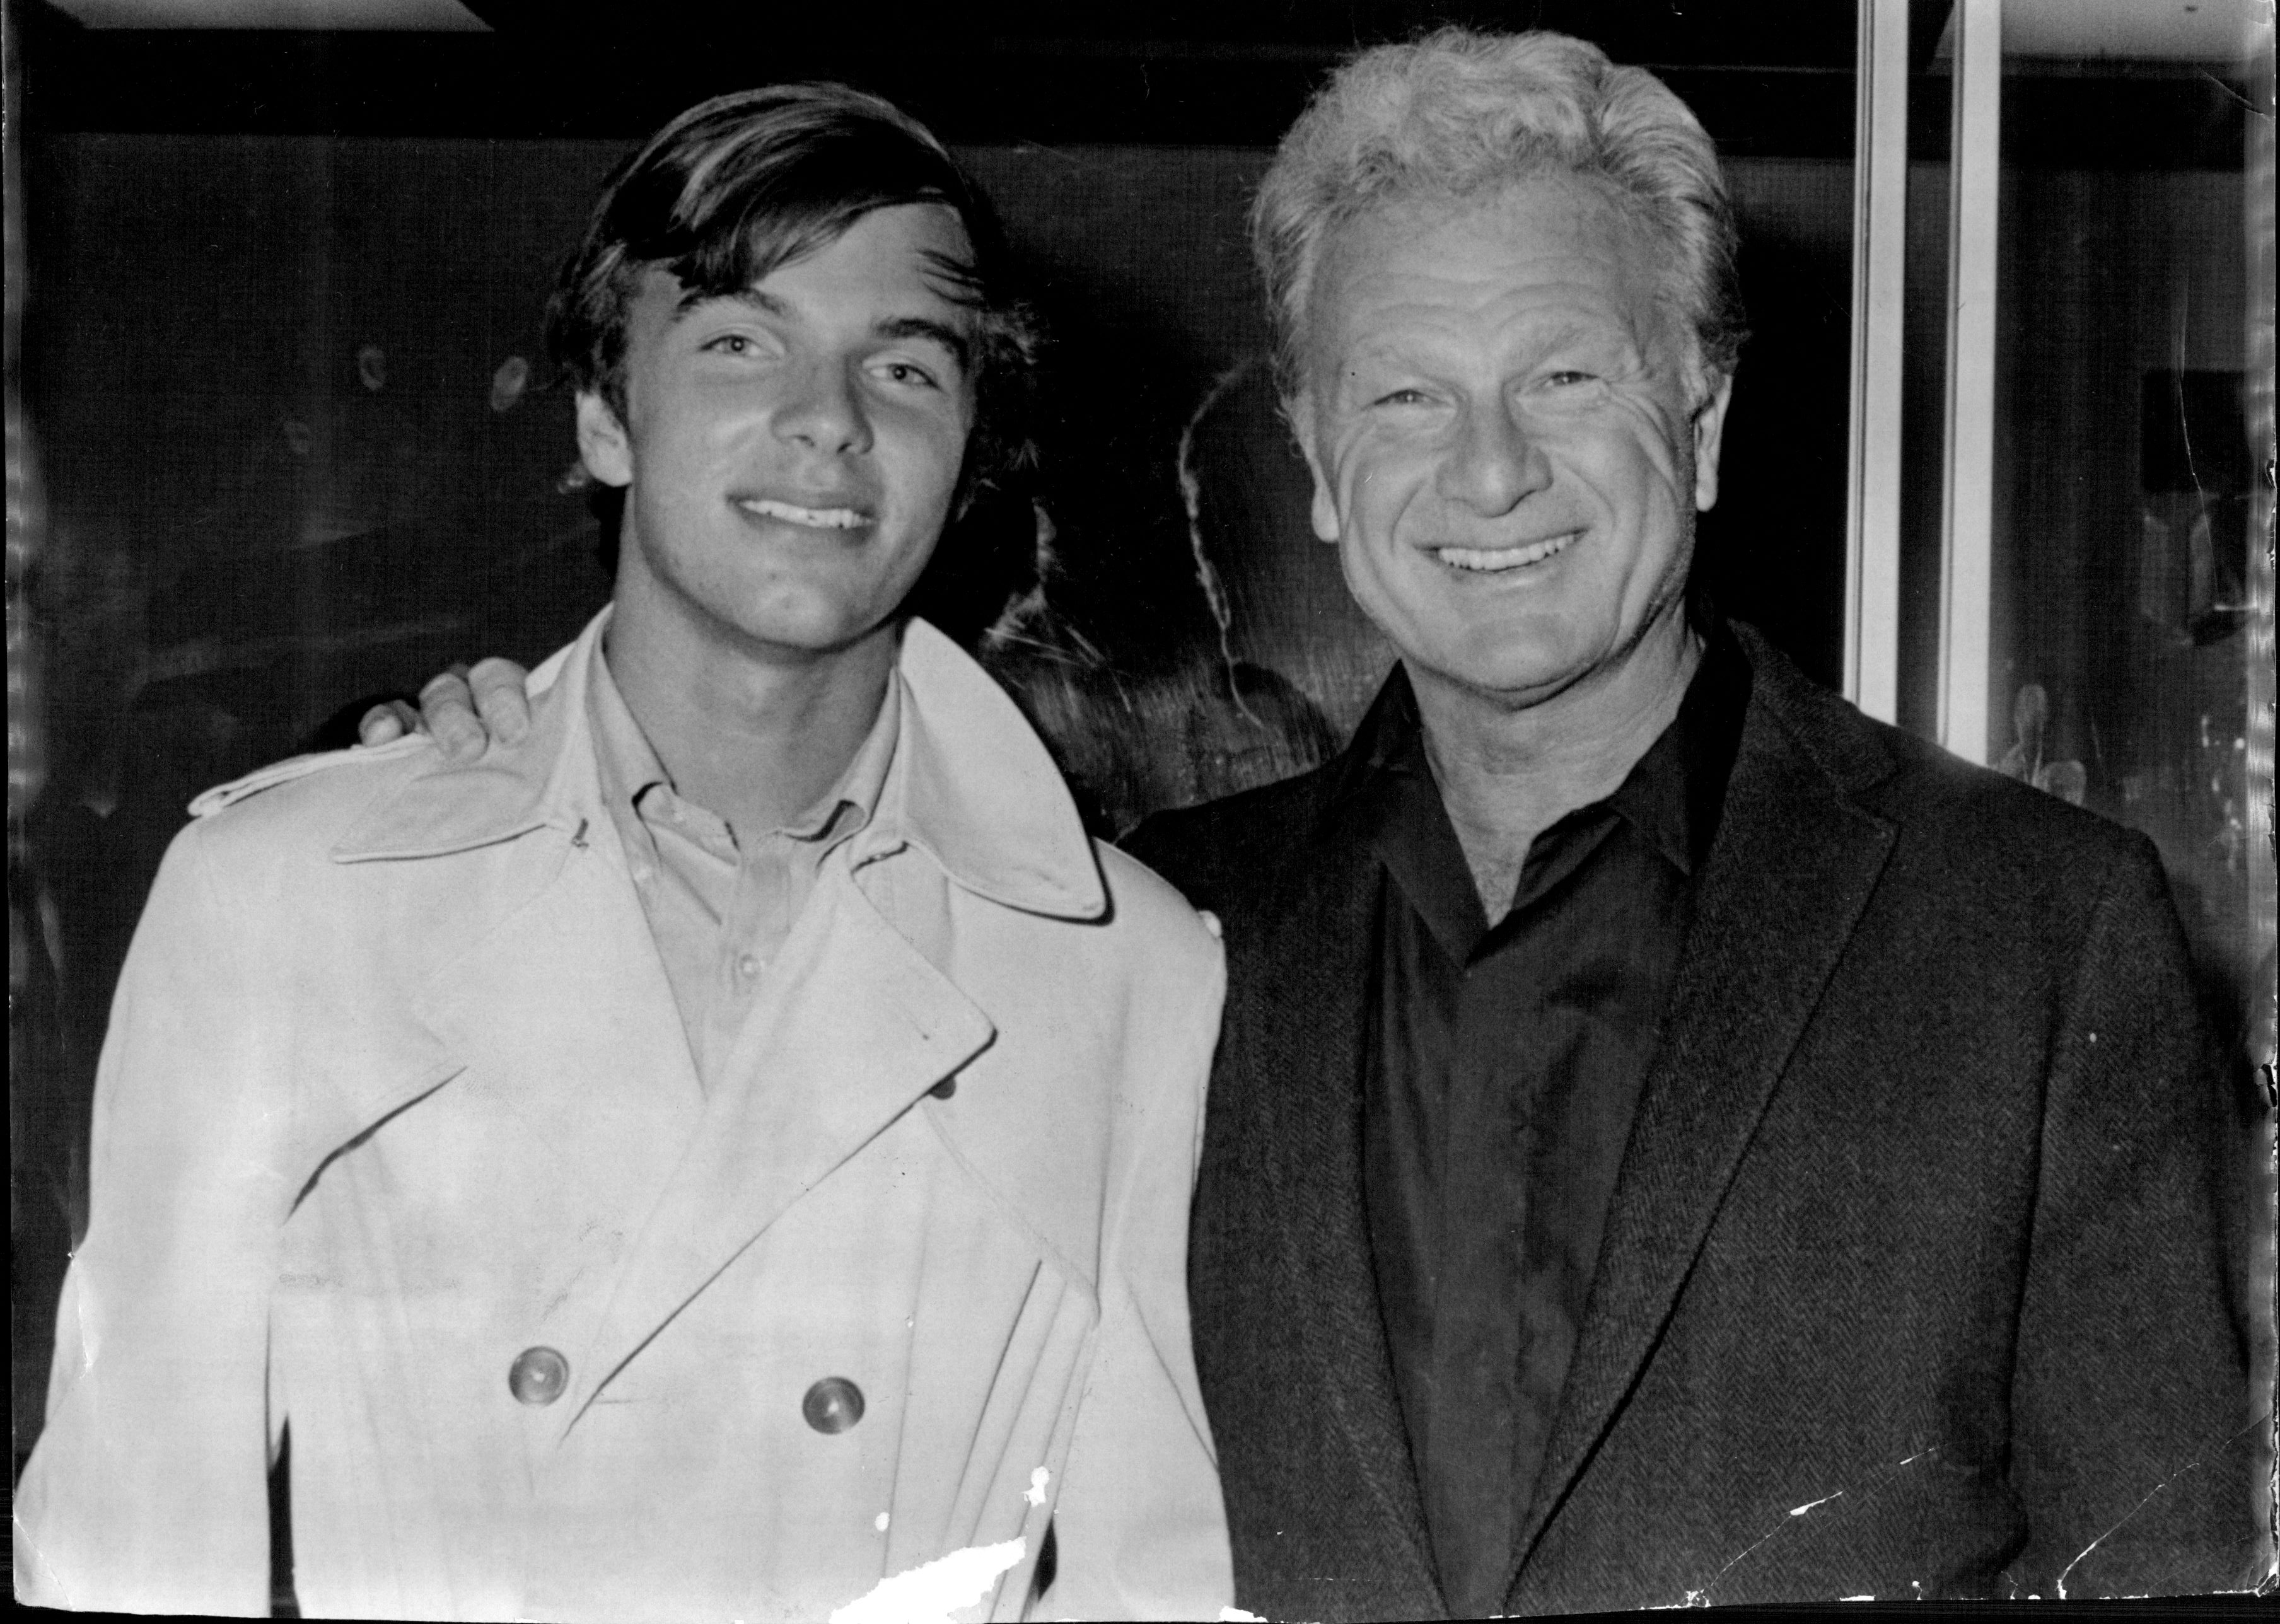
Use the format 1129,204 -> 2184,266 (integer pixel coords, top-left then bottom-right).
1252,26 -> 1747,398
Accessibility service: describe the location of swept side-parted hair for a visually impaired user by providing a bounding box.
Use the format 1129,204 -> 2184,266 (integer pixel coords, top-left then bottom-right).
1251,27 -> 1747,401
548,82 -> 1047,643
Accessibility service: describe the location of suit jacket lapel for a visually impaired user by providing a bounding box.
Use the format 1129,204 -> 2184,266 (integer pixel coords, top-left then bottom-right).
1509,669 -> 1899,1590
559,863 -> 994,1433
1245,799 -> 1442,1601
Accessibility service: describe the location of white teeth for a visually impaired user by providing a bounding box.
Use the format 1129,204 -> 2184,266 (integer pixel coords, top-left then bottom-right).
1435,532 -> 1577,572
739,499 -> 867,530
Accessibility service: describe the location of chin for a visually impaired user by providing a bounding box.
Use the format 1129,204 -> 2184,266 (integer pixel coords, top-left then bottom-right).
699,594 -> 878,657
1413,628 -> 1593,704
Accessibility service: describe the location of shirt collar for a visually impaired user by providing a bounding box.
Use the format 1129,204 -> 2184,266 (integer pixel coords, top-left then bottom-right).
585,635 -> 900,862
1342,620 -> 1754,883
1604,620 -> 1752,877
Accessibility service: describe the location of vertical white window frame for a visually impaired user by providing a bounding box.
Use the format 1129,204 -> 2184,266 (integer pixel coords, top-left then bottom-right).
1844,0 -> 1909,722
1938,0 -> 2003,763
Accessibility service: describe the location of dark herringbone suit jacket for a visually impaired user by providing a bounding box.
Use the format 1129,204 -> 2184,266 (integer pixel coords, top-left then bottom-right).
1127,624 -> 2261,1619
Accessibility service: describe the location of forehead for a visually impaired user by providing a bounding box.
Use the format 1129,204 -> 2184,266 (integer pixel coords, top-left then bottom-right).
631,202 -> 978,330
1306,174 -> 1674,359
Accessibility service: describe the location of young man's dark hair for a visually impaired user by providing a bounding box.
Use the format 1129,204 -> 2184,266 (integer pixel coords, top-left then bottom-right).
550,82 -> 1044,642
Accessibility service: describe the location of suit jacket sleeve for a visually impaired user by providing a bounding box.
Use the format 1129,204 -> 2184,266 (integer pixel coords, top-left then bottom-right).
1033,938 -> 1235,1621
14,823 -> 294,1617
2005,832 -> 2262,1596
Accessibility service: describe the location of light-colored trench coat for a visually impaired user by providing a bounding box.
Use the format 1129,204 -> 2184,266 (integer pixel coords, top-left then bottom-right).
14,614 -> 1233,1622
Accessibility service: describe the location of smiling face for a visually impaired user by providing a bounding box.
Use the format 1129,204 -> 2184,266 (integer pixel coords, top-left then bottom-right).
577,202 -> 979,664
1296,173 -> 1732,714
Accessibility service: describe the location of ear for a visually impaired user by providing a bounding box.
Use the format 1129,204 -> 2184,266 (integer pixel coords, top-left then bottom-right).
1690,371 -> 1736,513
1288,399 -> 1341,544
576,392 -> 634,489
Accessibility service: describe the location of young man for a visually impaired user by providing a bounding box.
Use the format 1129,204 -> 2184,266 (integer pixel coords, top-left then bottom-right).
14,86 -> 1231,1622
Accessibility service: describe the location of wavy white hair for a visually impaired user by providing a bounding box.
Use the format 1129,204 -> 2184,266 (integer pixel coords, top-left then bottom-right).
1252,27 -> 1746,400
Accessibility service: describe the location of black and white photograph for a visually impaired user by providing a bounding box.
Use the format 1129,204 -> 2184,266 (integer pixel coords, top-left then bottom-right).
7,1 -> 2275,1618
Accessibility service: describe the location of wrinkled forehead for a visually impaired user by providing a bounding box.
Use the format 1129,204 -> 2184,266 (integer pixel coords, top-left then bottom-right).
1294,172 -> 1697,388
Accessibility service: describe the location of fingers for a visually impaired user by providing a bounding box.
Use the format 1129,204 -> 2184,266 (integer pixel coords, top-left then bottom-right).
419,667 -> 488,763
468,658 -> 536,745
358,700 -> 419,747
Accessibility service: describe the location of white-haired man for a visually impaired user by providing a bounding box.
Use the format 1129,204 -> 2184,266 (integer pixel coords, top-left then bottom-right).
387,29 -> 2260,1618
1126,27 -> 2257,1617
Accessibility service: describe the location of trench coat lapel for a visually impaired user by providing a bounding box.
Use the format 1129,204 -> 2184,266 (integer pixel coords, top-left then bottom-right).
1248,795 -> 1441,1601
318,610 -> 1077,1442
558,837 -> 996,1435
1508,654 -> 1900,1593
313,622 -> 702,1216
408,831 -> 708,1330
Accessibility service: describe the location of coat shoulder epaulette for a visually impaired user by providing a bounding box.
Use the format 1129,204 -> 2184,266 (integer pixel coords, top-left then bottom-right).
187,736 -> 431,819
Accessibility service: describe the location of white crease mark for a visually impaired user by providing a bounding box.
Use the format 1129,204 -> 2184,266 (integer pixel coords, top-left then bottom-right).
2050,1415 -> 2267,1599
1025,1466 -> 1051,1508
1675,1444 -> 1943,1606
829,1538 -> 1025,1624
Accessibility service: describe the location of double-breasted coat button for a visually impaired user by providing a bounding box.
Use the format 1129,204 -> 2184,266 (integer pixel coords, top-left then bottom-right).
803,1377 -> 865,1434
508,1346 -> 569,1406
929,1077 -> 957,1099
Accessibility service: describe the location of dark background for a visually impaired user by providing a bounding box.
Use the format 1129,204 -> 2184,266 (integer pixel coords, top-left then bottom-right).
8,0 -> 2264,1492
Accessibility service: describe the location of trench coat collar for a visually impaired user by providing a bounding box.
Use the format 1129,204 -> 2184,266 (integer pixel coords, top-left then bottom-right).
329,608 -> 1106,922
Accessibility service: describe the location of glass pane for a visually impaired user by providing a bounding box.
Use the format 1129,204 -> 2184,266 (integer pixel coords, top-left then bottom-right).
1980,10 -> 2273,1077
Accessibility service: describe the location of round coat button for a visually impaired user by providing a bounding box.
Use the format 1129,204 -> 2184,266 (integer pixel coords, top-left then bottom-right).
803,1377 -> 865,1434
508,1346 -> 569,1406
929,1078 -> 957,1099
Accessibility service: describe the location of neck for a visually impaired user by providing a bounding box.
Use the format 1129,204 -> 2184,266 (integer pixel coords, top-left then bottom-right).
1410,616 -> 1702,920
603,577 -> 895,842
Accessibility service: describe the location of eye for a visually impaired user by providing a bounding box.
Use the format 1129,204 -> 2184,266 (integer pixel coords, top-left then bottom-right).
1372,387 -> 1433,407
1544,369 -> 1597,387
874,359 -> 941,390
702,333 -> 758,357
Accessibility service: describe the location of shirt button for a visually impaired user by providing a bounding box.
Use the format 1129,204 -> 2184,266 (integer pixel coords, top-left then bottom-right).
736,954 -> 761,982
508,1346 -> 569,1406
802,1377 -> 865,1434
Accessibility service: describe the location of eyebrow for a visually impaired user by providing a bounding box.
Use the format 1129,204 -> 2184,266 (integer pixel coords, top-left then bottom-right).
676,289 -> 972,373
876,316 -> 972,373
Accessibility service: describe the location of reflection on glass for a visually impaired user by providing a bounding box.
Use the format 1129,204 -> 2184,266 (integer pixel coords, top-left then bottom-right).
1982,16 -> 2273,1080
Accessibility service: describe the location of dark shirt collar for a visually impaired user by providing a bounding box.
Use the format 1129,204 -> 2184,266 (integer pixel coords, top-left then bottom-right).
1340,624 -> 1753,957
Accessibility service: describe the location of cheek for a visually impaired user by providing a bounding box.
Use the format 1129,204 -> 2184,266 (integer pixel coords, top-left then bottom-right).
894,417 -> 974,521
1333,431 -> 1431,530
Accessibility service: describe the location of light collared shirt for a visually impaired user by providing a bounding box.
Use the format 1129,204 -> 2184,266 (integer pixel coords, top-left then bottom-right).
586,641 -> 900,1091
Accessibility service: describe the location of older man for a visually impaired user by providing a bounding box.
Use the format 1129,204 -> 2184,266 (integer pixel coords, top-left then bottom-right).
381,29 -> 2260,1620
16,84 -> 1230,1621
1125,29 -> 2259,1617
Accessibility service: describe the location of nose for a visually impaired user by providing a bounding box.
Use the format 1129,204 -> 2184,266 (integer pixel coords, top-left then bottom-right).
773,360 -> 871,457
1438,397 -> 1550,514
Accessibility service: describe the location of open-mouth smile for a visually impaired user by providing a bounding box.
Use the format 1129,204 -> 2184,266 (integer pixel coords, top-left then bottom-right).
1433,531 -> 1578,572
736,497 -> 871,531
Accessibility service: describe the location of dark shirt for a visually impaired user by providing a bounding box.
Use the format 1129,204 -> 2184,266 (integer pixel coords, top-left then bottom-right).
1347,630 -> 1751,1617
